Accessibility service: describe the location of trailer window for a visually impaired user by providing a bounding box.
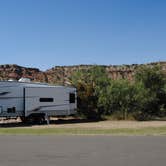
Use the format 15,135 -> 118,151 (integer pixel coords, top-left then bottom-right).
70,93 -> 75,103
39,98 -> 54,102
7,107 -> 16,113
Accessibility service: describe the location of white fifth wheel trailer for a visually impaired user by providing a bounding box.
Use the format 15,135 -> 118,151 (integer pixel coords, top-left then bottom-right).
0,79 -> 77,124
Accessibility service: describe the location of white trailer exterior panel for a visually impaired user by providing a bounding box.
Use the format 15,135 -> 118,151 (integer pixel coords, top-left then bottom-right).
0,81 -> 77,118
0,86 -> 24,117
24,86 -> 76,117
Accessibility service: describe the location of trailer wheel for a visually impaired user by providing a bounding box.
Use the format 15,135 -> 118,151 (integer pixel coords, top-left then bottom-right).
20,114 -> 47,125
28,113 -> 46,125
20,116 -> 28,123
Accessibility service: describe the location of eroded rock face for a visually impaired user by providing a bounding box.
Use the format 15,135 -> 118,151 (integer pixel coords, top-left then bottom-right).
0,64 -> 47,82
0,62 -> 165,85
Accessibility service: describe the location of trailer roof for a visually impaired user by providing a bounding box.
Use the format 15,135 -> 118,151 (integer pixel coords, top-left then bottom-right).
0,81 -> 75,89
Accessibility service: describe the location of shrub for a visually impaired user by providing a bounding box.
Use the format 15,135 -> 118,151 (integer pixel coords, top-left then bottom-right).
71,64 -> 166,120
102,79 -> 147,120
71,66 -> 110,119
134,65 -> 166,119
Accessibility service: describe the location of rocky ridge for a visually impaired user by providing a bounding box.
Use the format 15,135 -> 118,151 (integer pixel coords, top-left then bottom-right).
0,62 -> 165,85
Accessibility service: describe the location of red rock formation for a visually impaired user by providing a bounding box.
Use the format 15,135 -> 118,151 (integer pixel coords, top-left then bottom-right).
0,62 -> 165,85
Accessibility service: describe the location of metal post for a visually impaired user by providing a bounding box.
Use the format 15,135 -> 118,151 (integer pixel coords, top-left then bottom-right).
45,113 -> 50,125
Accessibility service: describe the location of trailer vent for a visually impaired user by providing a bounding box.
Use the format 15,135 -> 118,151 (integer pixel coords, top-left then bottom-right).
39,98 -> 54,102
19,78 -> 31,82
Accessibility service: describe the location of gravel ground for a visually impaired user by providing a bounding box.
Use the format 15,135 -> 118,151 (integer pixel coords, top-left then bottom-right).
34,120 -> 166,129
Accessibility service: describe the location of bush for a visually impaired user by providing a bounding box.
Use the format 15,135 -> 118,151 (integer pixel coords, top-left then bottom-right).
102,79 -> 147,120
71,64 -> 166,120
134,65 -> 166,119
71,66 -> 111,119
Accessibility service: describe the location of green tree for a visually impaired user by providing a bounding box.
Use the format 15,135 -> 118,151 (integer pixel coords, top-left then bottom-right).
71,66 -> 111,119
71,64 -> 166,121
102,79 -> 146,120
135,65 -> 166,119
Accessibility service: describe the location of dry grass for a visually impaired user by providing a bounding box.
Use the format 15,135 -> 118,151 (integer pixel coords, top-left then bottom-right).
1,117 -> 166,129
32,120 -> 166,129
0,118 -> 166,135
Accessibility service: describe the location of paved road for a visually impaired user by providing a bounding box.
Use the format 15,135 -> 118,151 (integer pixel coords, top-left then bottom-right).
0,136 -> 165,166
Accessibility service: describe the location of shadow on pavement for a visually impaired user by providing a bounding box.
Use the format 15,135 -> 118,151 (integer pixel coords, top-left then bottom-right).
0,118 -> 101,128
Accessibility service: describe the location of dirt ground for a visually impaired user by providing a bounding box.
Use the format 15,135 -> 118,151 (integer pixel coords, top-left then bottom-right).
1,117 -> 166,129
37,120 -> 166,129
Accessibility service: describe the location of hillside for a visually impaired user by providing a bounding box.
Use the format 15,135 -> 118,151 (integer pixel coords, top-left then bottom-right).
0,62 -> 165,85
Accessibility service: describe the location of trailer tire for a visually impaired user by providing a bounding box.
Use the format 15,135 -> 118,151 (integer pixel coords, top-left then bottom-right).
20,116 -> 28,123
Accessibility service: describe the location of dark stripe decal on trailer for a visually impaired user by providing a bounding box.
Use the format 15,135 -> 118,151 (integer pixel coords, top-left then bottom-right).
31,104 -> 71,112
0,92 -> 10,95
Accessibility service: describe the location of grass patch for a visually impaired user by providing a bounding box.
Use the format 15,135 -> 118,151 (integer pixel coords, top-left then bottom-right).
0,127 -> 166,135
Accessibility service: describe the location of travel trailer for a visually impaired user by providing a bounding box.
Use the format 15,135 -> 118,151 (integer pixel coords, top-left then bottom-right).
0,78 -> 77,124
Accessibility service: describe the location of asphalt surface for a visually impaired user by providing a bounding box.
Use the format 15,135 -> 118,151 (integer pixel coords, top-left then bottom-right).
0,136 -> 165,166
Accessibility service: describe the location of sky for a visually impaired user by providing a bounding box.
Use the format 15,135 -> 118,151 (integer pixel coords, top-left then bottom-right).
0,0 -> 166,70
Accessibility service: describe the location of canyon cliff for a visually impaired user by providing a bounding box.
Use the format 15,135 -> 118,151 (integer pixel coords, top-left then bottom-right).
0,62 -> 165,85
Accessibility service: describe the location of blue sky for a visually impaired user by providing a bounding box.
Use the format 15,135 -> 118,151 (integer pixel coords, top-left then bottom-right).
0,0 -> 166,70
